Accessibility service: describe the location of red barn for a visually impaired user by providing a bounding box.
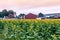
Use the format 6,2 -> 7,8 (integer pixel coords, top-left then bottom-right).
8,14 -> 14,18
25,13 -> 37,19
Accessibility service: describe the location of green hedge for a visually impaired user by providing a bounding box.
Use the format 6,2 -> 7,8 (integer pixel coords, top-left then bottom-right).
0,19 -> 60,40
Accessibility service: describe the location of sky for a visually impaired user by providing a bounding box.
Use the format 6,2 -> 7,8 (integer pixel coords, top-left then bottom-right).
0,0 -> 60,15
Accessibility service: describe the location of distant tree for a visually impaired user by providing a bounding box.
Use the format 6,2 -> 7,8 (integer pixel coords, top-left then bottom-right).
38,12 -> 44,17
0,9 -> 7,18
8,10 -> 15,18
2,9 -> 8,16
18,13 -> 25,19
8,10 -> 15,15
0,9 -> 17,18
0,12 -> 3,18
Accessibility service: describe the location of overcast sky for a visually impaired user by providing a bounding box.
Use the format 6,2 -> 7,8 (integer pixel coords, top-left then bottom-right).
0,0 -> 60,15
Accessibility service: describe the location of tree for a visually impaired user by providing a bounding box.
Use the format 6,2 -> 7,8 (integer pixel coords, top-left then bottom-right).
2,9 -> 8,16
0,12 -> 3,18
0,9 -> 17,18
8,10 -> 14,14
38,12 -> 44,17
18,13 -> 25,19
8,10 -> 15,18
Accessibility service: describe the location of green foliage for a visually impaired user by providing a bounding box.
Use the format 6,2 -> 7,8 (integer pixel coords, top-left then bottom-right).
0,19 -> 60,40
38,12 -> 44,17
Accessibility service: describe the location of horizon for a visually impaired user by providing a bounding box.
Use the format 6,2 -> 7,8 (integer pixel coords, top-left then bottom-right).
0,0 -> 60,15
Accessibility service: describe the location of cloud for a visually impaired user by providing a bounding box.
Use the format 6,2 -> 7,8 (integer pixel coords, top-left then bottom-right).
7,0 -> 60,8
0,0 -> 60,9
0,0 -> 60,12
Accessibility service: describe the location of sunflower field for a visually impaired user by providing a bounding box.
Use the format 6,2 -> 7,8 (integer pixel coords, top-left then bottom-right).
0,19 -> 60,40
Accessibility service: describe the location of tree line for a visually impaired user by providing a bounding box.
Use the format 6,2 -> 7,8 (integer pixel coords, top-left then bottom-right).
0,9 -> 16,18
0,9 -> 44,18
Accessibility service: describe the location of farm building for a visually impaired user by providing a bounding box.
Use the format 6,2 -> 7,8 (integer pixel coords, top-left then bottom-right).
45,13 -> 60,19
25,13 -> 37,19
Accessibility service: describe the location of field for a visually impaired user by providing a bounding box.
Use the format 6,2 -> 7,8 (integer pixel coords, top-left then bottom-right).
0,19 -> 60,40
